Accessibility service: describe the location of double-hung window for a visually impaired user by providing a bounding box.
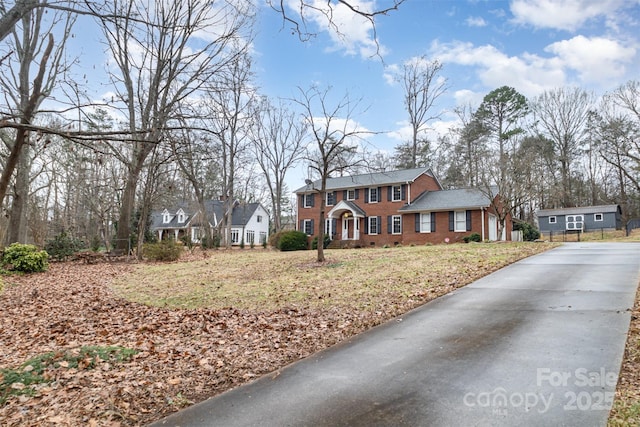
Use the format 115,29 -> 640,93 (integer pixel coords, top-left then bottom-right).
420,213 -> 431,233
346,189 -> 356,201
303,193 -> 314,208
392,215 -> 402,234
368,217 -> 379,235
454,210 -> 466,232
303,219 -> 314,235
392,185 -> 402,202
326,192 -> 335,206
368,187 -> 379,203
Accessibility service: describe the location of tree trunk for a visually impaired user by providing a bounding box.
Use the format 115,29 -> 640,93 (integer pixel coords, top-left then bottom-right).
6,141 -> 30,244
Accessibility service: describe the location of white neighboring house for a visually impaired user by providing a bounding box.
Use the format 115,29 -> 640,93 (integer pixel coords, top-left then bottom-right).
150,200 -> 270,246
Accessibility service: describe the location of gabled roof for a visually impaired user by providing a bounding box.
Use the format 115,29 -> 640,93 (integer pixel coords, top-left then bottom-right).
399,188 -> 492,212
537,205 -> 620,217
294,167 -> 437,193
150,200 -> 263,231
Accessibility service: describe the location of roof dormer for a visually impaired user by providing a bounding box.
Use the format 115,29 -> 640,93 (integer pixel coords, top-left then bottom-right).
162,209 -> 171,224
177,208 -> 186,223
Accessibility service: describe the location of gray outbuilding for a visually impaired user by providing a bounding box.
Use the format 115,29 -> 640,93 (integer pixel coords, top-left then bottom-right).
536,204 -> 621,233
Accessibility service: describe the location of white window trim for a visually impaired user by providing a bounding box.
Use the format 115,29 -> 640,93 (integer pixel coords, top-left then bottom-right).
303,194 -> 313,208
594,213 -> 604,222
392,215 -> 402,234
368,187 -> 379,203
454,210 -> 466,232
420,212 -> 431,233
368,217 -> 379,235
391,185 -> 402,202
163,214 -> 171,224
326,192 -> 335,206
303,219 -> 313,235
548,216 -> 557,224
346,189 -> 356,201
566,215 -> 584,231
231,229 -> 240,244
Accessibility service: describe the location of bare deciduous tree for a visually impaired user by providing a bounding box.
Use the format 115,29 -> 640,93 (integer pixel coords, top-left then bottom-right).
532,87 -> 593,207
251,98 -> 306,233
295,85 -> 370,262
393,56 -> 447,169
99,0 -> 250,252
0,2 -> 74,243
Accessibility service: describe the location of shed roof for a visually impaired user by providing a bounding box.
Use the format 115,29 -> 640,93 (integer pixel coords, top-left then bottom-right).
537,205 -> 620,217
294,167 -> 437,193
399,188 -> 492,212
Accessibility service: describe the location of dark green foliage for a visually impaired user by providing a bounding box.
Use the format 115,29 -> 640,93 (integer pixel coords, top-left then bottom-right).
1,346 -> 137,404
277,230 -> 309,251
90,235 -> 101,252
200,234 -> 220,250
45,231 -> 85,261
463,233 -> 482,243
3,243 -> 49,273
514,221 -> 540,241
143,240 -> 183,261
311,234 -> 331,250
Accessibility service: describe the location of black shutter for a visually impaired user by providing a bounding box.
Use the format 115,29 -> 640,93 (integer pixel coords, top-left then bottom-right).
431,212 -> 436,232
364,217 -> 369,234
377,216 -> 382,234
300,195 -> 305,208
449,211 -> 454,231
466,210 -> 472,231
415,213 -> 420,232
387,186 -> 392,201
387,215 -> 392,234
343,190 -> 347,200
355,189 -> 359,200
378,187 -> 382,201
310,194 -> 315,207
299,219 -> 304,231
309,219 -> 315,235
332,218 -> 337,237
364,188 -> 369,203
401,184 -> 407,201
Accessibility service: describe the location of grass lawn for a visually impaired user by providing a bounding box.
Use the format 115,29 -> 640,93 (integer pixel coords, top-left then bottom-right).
113,242 -> 556,311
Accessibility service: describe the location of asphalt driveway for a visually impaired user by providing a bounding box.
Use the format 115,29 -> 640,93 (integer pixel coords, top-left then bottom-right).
151,242 -> 640,427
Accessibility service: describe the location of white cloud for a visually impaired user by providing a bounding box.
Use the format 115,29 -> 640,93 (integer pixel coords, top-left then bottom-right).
466,16 -> 487,27
545,35 -> 637,82
430,40 -> 566,97
286,0 -> 386,58
509,0 -> 627,32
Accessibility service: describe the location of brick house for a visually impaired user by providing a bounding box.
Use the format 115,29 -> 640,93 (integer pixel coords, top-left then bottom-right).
294,167 -> 511,246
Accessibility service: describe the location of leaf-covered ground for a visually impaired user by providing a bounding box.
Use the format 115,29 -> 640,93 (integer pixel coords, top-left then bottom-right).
0,242 -> 632,426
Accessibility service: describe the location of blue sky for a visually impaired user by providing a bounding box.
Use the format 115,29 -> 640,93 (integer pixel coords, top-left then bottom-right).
251,0 -> 640,170
57,0 -> 639,188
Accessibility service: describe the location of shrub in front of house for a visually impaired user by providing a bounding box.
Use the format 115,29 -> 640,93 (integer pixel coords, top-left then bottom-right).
143,240 -> 183,261
3,243 -> 49,273
463,233 -> 482,243
311,234 -> 331,250
514,221 -> 541,241
277,230 -> 309,251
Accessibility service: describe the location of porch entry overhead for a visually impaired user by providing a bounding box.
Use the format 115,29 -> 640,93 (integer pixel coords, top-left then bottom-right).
327,200 -> 366,241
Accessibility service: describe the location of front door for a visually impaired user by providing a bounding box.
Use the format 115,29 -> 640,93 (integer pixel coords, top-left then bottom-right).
489,214 -> 498,241
342,217 -> 352,240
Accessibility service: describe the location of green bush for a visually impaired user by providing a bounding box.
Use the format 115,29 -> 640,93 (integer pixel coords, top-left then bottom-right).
311,234 -> 331,250
3,243 -> 49,273
143,240 -> 183,261
514,221 -> 540,241
277,230 -> 309,251
90,235 -> 101,252
45,231 -> 85,261
463,233 -> 482,243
